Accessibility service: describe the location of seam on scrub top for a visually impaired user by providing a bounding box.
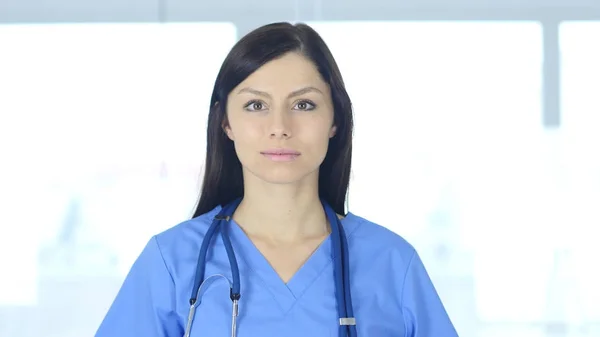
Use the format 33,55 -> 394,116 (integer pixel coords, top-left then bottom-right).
401,306 -> 409,337
153,235 -> 185,331
341,213 -> 366,239
399,248 -> 416,337
153,235 -> 178,299
399,248 -> 416,306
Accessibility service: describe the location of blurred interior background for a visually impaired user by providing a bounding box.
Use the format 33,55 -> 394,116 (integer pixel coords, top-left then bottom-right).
0,0 -> 599,336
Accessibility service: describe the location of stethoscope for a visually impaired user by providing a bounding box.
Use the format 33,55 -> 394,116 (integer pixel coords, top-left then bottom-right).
184,197 -> 358,337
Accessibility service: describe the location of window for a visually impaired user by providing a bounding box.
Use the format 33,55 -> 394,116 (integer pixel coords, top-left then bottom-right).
559,21 -> 600,326
0,22 -> 236,336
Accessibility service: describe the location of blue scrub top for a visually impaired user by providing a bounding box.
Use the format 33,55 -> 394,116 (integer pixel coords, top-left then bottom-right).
95,205 -> 459,337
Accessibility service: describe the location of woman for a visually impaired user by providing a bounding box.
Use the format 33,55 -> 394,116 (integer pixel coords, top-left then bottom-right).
95,22 -> 459,337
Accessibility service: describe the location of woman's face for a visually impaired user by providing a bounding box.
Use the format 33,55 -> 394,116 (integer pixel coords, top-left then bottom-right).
224,52 -> 336,185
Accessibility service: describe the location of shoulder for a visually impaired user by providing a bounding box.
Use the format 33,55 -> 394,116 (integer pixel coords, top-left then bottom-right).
156,205 -> 221,244
342,212 -> 417,270
149,205 -> 223,270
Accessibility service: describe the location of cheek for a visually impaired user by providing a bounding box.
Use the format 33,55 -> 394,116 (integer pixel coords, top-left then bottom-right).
229,115 -> 262,140
229,120 -> 263,158
301,124 -> 333,155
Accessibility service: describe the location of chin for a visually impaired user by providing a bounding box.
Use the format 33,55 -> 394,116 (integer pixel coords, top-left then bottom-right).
258,171 -> 308,185
247,165 -> 318,185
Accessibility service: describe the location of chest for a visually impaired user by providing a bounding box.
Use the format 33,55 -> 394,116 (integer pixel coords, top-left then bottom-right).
182,270 -> 405,337
182,244 -> 405,336
178,220 -> 406,336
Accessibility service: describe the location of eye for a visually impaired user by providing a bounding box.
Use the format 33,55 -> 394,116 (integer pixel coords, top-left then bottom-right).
244,100 -> 267,111
293,100 -> 316,111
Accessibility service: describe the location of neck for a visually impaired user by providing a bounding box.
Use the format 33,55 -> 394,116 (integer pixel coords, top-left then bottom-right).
232,174 -> 329,243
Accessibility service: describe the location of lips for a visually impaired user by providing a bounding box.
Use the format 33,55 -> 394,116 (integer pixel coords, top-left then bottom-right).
261,149 -> 300,155
261,149 -> 300,162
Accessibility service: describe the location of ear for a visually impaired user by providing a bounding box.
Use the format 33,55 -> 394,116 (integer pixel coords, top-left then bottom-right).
217,102 -> 235,141
329,125 -> 337,138
223,123 -> 235,141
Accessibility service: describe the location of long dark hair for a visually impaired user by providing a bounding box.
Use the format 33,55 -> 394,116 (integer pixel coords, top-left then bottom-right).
192,22 -> 353,217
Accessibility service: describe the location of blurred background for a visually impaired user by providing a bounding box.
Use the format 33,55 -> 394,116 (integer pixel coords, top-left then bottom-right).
0,0 -> 599,336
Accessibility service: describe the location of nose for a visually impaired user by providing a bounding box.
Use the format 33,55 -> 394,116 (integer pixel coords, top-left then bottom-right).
268,110 -> 292,139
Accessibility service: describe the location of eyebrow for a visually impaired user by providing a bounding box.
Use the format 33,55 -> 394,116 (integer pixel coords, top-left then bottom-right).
237,86 -> 324,99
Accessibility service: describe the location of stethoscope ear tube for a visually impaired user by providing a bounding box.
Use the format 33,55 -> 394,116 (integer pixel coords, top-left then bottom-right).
326,202 -> 348,336
220,209 -> 241,298
190,198 -> 243,305
323,201 -> 357,336
339,221 -> 357,337
190,217 -> 220,305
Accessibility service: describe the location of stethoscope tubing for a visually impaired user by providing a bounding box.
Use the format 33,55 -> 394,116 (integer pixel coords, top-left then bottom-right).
187,198 -> 357,337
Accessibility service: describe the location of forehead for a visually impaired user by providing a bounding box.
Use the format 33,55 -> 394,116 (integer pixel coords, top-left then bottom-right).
235,52 -> 328,93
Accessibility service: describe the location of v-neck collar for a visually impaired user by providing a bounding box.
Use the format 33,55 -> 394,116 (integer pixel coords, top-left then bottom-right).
225,213 -> 360,314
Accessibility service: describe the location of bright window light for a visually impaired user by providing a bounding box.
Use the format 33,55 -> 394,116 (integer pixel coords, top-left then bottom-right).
0,23 -> 236,331
559,21 -> 600,323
